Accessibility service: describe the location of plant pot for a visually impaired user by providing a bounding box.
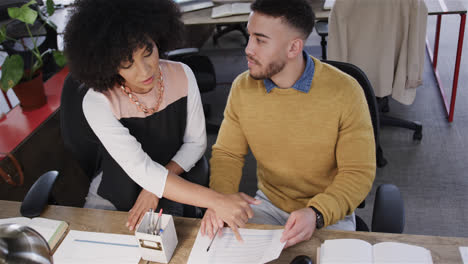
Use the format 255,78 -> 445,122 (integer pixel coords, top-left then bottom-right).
12,71 -> 47,111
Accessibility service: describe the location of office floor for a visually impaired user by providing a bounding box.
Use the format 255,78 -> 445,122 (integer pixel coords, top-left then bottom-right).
200,8 -> 468,238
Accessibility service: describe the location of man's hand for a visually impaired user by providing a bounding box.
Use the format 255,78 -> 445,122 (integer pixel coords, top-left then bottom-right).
280,207 -> 317,248
211,192 -> 261,242
200,208 -> 224,238
126,189 -> 159,231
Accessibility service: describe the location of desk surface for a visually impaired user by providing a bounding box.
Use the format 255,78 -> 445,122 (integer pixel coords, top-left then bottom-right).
1,200 -> 468,263
182,0 -> 466,25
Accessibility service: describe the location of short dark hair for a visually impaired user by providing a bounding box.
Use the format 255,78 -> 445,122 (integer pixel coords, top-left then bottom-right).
251,0 -> 315,39
63,0 -> 184,91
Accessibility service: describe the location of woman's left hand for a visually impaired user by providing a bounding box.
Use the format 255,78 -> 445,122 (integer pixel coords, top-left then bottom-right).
127,189 -> 159,231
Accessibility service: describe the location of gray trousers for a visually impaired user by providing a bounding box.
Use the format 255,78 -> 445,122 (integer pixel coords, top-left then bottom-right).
248,190 -> 356,231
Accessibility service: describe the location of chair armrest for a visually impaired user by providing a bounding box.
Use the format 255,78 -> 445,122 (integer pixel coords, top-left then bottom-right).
371,184 -> 405,233
315,20 -> 329,37
20,171 -> 59,218
181,156 -> 209,218
183,156 -> 209,188
166,48 -> 200,59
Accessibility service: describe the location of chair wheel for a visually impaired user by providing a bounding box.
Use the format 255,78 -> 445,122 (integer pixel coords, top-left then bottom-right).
413,122 -> 423,140
290,255 -> 313,264
413,131 -> 422,140
377,156 -> 387,168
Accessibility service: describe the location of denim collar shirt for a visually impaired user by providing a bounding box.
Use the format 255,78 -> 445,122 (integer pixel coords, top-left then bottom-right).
263,51 -> 315,93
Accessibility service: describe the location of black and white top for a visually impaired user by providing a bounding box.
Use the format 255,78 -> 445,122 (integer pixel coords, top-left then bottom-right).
82,60 -> 206,210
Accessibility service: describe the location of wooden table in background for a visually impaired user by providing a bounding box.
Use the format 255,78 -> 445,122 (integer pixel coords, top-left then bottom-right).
1,200 -> 468,264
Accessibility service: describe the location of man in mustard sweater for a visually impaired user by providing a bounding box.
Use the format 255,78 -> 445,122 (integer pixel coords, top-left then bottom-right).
201,0 -> 376,248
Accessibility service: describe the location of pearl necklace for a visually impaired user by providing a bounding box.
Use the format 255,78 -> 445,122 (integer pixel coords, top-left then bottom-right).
120,66 -> 164,115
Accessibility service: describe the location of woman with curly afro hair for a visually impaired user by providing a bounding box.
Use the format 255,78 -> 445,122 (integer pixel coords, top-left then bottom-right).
63,0 -> 258,237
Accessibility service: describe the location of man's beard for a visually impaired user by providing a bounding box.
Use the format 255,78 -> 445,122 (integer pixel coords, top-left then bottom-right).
248,57 -> 286,80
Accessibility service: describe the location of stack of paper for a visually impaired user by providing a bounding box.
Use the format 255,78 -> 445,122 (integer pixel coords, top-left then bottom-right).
53,230 -> 140,264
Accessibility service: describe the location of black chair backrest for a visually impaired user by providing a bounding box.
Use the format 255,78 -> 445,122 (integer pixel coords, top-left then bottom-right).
322,60 -> 381,160
60,74 -> 101,181
168,53 -> 216,94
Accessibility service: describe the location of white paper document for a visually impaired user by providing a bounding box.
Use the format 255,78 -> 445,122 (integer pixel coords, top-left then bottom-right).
53,230 -> 140,264
323,0 -> 335,10
187,227 -> 286,264
460,247 -> 468,264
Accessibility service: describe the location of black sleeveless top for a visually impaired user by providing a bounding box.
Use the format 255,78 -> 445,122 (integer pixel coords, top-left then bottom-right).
97,97 -> 187,210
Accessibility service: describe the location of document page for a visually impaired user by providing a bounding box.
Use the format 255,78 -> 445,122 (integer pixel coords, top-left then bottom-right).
53,230 -> 140,264
187,227 -> 285,264
460,247 -> 468,264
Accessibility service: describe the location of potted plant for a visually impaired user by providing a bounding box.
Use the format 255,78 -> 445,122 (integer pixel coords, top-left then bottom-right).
0,0 -> 66,111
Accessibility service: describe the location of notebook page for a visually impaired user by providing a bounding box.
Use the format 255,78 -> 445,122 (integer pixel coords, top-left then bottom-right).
320,239 -> 373,264
187,227 -> 285,264
30,217 -> 67,245
373,242 -> 433,264
53,230 -> 140,264
0,217 -> 62,244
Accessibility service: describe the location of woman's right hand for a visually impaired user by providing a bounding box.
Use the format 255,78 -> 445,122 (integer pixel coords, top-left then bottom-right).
210,192 -> 260,241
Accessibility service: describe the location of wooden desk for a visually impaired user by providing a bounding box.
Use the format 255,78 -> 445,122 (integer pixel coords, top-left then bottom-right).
180,0 -> 329,25
1,200 -> 468,264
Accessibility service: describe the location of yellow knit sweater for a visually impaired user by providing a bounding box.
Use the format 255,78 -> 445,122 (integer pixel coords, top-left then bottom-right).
210,57 -> 376,227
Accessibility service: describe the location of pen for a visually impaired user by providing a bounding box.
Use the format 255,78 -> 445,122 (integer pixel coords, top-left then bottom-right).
147,209 -> 153,234
206,228 -> 219,252
154,208 -> 163,235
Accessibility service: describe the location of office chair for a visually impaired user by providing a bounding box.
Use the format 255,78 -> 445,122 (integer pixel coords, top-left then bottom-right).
315,20 -> 328,60
166,48 -> 220,133
323,60 -> 386,168
212,23 -> 249,46
322,60 -> 405,233
316,1 -> 425,140
318,24 -> 423,141
19,74 -> 210,218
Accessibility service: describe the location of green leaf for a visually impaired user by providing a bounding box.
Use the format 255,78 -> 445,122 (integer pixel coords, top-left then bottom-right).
38,10 -> 58,31
8,1 -> 38,25
53,50 -> 67,67
0,55 -> 24,91
0,25 -> 6,43
46,0 -> 55,16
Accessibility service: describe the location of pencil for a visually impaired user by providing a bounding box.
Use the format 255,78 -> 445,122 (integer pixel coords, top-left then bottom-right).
206,228 -> 220,252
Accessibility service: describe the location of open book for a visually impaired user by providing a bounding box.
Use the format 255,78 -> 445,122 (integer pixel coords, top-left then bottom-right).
0,217 -> 69,252
318,239 -> 433,264
211,3 -> 251,18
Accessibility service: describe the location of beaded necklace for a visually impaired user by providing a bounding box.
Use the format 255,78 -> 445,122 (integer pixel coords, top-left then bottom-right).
120,66 -> 164,115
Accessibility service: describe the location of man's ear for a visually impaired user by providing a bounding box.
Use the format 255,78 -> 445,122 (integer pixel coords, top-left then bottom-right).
287,38 -> 304,59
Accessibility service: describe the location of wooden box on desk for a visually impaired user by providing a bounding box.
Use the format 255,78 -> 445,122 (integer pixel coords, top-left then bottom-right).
135,212 -> 178,263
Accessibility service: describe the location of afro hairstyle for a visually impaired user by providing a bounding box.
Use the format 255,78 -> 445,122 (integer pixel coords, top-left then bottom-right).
63,0 -> 184,91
